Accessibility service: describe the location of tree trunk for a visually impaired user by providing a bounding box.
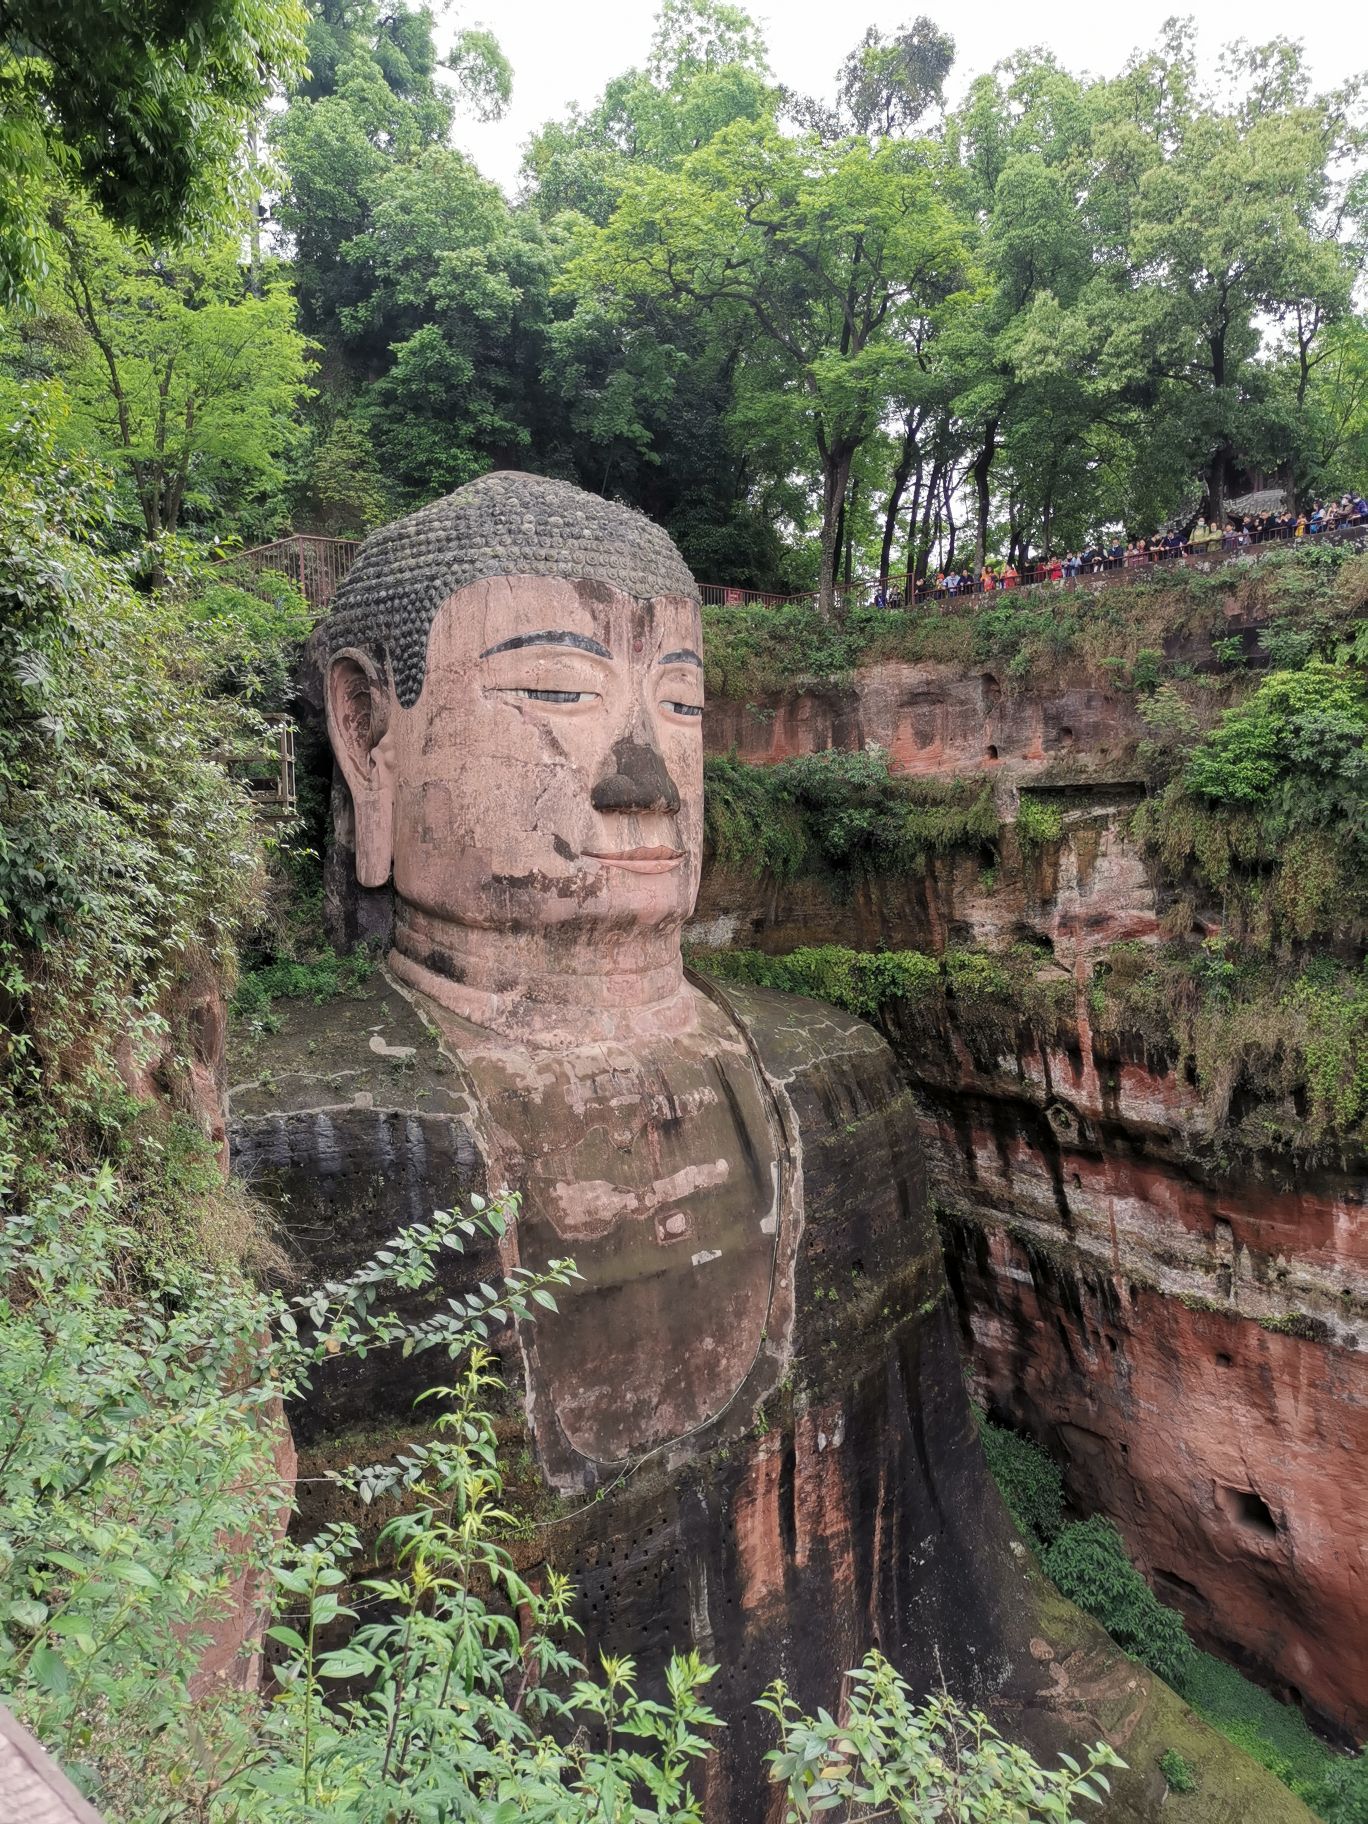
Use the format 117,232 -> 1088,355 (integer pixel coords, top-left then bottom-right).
247,127 -> 264,298
818,447 -> 854,618
903,457 -> 924,596
972,421 -> 997,574
917,457 -> 941,582
842,477 -> 858,587
880,418 -> 919,587
943,468 -> 957,570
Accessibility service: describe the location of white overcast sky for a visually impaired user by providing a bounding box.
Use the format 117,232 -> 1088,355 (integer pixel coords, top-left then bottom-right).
450,1 -> 1359,194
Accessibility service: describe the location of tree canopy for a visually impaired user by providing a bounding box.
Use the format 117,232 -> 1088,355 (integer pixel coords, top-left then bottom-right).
6,3 -> 1368,587
0,0 -> 307,307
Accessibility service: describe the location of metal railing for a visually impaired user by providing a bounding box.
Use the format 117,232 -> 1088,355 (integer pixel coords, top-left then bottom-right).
214,535 -> 360,612
698,515 -> 1368,613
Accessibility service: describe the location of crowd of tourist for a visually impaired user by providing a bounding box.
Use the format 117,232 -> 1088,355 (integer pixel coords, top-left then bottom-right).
871,491 -> 1368,605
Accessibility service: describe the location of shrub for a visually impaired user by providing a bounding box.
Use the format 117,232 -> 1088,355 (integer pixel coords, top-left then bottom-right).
184,569 -> 314,710
762,1656 -> 1122,1823
1158,1748 -> 1197,1793
0,1182 -> 1120,1824
703,749 -> 998,889
1016,794 -> 1064,848
691,944 -> 940,1019
1042,1518 -> 1193,1687
1184,661 -> 1368,808
1134,663 -> 1368,945
0,398 -> 263,1198
978,1416 -> 1065,1546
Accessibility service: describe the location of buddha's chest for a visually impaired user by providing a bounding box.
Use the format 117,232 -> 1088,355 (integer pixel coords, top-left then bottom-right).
432,999 -> 788,1475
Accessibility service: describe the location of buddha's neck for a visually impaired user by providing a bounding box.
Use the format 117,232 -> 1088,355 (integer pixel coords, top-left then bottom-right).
388,901 -> 698,1047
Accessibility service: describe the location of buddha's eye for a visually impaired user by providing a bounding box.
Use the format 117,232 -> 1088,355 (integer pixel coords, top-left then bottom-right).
663,701 -> 703,718
504,687 -> 596,705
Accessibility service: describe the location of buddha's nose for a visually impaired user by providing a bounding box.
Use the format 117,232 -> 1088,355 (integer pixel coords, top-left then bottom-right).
591,735 -> 681,815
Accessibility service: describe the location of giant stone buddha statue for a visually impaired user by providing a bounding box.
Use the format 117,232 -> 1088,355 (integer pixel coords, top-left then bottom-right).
228,473 -> 1301,1824
320,473 -> 796,1486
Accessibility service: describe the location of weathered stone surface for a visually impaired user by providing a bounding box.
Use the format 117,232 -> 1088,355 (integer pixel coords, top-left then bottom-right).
687,783 -> 1156,962
945,1219 -> 1368,1740
233,971 -> 1310,1821
228,978 -> 492,1441
704,663 -> 1144,780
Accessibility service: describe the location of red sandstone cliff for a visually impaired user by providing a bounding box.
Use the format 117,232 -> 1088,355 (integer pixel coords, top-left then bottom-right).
694,650 -> 1368,1743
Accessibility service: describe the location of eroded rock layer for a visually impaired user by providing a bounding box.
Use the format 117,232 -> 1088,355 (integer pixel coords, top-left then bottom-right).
695,649 -> 1368,1743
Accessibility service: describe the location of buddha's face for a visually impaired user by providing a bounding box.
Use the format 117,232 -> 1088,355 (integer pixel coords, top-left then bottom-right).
327,573 -> 705,942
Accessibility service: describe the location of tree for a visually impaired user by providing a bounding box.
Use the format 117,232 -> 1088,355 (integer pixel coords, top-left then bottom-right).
34,204 -> 313,546
1094,28 -> 1366,519
572,117 -> 969,612
340,146 -> 554,499
0,0 -> 307,307
791,17 -> 955,142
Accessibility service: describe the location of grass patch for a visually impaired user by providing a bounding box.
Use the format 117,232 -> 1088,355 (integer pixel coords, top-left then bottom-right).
232,947 -> 375,1033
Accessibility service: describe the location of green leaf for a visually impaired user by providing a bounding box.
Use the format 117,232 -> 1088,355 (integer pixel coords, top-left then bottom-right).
29,1644 -> 69,1695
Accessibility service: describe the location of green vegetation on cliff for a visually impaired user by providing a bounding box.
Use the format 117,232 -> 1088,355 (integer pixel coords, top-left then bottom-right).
701,543 -> 1368,701
1093,942 -> 1368,1154
0,398 -> 264,1215
695,926 -> 1368,1159
979,1418 -> 1368,1822
693,941 -> 1074,1044
1134,658 -> 1368,945
703,747 -> 997,888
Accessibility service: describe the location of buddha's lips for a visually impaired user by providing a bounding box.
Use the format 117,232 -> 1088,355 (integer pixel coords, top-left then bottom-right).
584,846 -> 685,873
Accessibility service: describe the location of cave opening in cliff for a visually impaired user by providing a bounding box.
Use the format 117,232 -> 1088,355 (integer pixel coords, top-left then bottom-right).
1220,1484 -> 1280,1540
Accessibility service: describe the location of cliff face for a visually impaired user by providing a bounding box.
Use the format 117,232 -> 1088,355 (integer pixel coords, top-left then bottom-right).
694,642 -> 1368,1743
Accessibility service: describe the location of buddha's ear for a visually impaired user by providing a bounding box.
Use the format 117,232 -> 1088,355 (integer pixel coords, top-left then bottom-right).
325,650 -> 397,889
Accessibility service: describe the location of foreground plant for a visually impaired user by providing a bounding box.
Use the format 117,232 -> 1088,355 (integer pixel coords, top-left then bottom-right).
762,1655 -> 1123,1823
225,1345 -> 720,1822
1,1178 -> 1124,1822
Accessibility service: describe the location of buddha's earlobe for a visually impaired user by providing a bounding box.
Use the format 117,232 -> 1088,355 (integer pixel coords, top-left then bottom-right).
325,651 -> 396,889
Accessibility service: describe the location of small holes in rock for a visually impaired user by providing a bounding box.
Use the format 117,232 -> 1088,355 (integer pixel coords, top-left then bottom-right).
1215,1351 -> 1233,1368
1219,1484 -> 1279,1540
985,743 -> 999,760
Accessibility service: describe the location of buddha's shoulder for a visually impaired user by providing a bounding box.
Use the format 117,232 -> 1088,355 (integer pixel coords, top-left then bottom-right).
686,970 -> 900,1096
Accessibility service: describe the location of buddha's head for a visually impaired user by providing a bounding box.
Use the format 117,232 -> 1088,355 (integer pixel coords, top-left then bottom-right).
322,474 -> 705,1027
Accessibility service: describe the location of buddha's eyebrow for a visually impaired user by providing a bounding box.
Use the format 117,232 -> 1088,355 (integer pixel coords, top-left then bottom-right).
479,630 -> 612,659
658,648 -> 703,668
